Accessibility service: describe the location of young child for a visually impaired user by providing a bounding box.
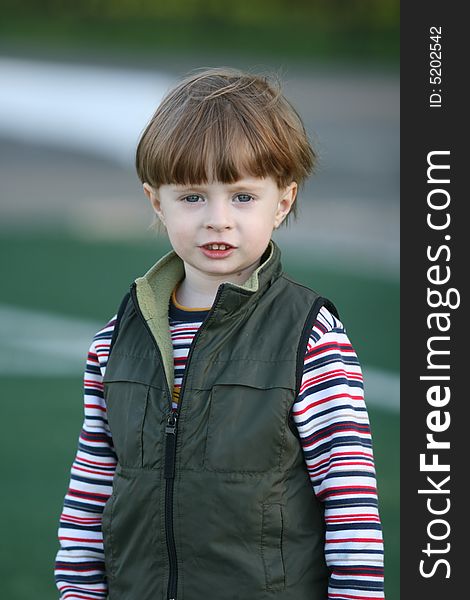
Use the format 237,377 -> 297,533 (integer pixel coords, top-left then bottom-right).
55,67 -> 384,600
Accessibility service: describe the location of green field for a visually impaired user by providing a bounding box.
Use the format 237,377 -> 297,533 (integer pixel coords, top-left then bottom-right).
1,1 -> 399,65
0,231 -> 399,599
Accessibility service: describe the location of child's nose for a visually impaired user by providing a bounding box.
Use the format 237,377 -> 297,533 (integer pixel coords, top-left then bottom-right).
204,200 -> 233,230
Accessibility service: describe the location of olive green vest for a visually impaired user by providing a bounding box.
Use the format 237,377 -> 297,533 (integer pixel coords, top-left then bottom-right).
102,240 -> 336,600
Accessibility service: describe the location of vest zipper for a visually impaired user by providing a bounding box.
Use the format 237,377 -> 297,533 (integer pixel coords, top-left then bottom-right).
164,411 -> 178,600
130,281 -> 225,600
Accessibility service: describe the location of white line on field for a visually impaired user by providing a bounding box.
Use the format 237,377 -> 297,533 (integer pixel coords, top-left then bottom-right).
0,303 -> 399,411
0,57 -> 175,167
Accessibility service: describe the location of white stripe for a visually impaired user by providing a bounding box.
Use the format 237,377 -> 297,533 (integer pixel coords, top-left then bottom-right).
0,304 -> 100,375
0,57 -> 174,167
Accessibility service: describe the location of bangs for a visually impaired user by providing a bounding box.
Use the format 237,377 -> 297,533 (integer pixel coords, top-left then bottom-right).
140,96 -> 293,188
163,115 -> 271,186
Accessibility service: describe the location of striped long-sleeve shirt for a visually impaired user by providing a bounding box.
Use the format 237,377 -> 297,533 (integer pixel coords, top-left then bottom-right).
55,295 -> 385,599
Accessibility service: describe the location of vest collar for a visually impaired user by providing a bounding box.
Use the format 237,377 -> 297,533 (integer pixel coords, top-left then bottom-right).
133,239 -> 283,390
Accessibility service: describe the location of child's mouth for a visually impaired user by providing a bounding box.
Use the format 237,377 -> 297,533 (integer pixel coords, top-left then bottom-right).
200,243 -> 236,259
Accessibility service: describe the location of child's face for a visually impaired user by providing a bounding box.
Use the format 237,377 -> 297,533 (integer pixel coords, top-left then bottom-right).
144,176 -> 297,285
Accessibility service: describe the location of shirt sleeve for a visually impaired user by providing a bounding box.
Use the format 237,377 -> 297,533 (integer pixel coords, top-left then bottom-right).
54,316 -> 117,599
292,306 -> 385,599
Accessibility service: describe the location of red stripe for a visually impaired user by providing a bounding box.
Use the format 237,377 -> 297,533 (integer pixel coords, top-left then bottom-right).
312,461 -> 375,477
84,403 -> 106,412
84,379 -> 104,389
332,572 -> 384,579
319,486 -> 377,500
300,369 -> 362,392
77,456 -> 115,467
62,593 -> 105,600
326,516 -> 381,523
307,341 -> 355,357
57,566 -> 100,573
329,593 -> 383,600
73,464 -> 114,476
172,334 -> 198,340
59,536 -> 100,542
170,325 -> 201,332
67,489 -> 109,501
293,392 -> 363,416
61,516 -> 101,524
309,450 -> 374,470
333,566 -> 383,573
303,427 -> 370,449
327,537 -> 382,544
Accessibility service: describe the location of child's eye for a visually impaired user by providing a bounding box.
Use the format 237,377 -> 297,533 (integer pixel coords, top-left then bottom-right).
234,194 -> 253,203
183,194 -> 203,203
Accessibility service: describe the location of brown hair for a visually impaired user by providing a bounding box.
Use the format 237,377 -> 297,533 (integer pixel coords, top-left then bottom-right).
136,67 -> 316,225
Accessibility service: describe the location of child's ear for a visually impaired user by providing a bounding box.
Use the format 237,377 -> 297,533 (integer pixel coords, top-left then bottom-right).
274,181 -> 297,228
143,183 -> 164,223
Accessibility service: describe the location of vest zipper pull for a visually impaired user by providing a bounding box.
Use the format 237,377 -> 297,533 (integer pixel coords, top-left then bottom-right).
164,411 -> 178,479
166,411 -> 178,434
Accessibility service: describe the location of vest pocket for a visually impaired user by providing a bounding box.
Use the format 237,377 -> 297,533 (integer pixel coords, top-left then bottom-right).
203,384 -> 291,473
104,381 -> 150,468
101,491 -> 115,583
261,503 -> 286,591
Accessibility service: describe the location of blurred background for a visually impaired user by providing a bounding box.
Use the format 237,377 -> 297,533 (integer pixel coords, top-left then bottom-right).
0,1 -> 399,598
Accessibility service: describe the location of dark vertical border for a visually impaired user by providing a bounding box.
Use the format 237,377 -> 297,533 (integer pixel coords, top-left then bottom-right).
401,3 -> 465,598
